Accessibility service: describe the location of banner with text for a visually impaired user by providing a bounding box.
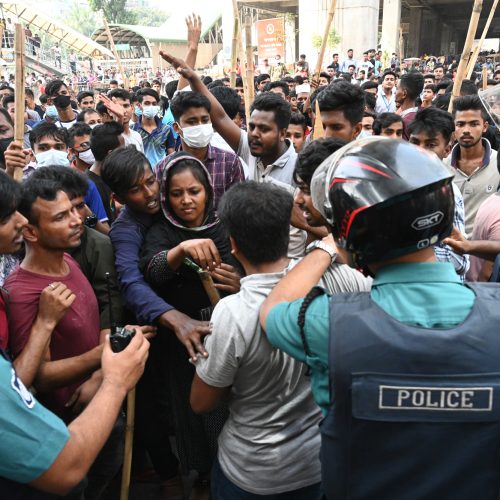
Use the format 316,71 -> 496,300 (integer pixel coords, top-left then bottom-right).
257,18 -> 285,62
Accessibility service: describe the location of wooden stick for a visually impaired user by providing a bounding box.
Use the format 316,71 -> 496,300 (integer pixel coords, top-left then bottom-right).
13,24 -> 25,182
312,0 -> 338,85
244,16 -> 255,111
120,388 -> 135,500
482,65 -> 488,90
466,0 -> 499,79
102,14 -> 129,90
313,99 -> 323,140
448,0 -> 483,112
199,271 -> 221,306
229,10 -> 239,87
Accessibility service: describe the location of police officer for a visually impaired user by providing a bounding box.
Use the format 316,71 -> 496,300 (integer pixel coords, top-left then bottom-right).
260,137 -> 500,499
0,172 -> 150,499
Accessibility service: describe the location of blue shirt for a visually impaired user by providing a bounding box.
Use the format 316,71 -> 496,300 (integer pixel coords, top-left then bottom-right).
0,350 -> 69,483
85,179 -> 108,223
109,207 -> 174,324
133,117 -> 175,170
266,262 -> 476,414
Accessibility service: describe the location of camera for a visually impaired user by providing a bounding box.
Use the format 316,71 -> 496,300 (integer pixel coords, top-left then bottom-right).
110,326 -> 136,353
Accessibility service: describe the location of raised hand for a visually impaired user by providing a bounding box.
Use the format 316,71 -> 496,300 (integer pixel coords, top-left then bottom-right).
98,93 -> 124,122
186,13 -> 202,50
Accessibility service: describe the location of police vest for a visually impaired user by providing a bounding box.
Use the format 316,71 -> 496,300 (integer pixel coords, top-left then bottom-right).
321,284 -> 500,500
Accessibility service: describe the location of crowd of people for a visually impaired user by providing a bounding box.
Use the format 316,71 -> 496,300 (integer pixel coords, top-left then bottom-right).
1,11 -> 500,500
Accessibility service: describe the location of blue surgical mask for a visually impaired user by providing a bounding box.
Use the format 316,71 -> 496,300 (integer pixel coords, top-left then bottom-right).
45,105 -> 59,119
134,106 -> 143,117
143,105 -> 160,119
35,149 -> 70,168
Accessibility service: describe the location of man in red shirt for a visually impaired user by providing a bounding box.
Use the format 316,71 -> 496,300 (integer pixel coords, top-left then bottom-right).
0,173 -> 75,388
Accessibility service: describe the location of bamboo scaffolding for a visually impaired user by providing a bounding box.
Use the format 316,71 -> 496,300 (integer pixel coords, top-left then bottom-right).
312,0 -> 338,85
13,24 -> 25,182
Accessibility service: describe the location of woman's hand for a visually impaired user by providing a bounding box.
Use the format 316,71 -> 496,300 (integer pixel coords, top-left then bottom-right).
211,263 -> 241,294
181,239 -> 221,271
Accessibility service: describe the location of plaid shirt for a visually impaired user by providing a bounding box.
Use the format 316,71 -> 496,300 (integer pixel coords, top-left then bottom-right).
133,117 -> 175,169
155,144 -> 245,210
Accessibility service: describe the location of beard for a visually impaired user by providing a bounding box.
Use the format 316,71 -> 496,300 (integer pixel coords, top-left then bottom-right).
459,135 -> 481,148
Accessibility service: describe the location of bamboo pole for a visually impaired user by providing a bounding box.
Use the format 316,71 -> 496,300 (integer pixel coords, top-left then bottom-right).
13,24 -> 25,182
229,2 -> 239,87
466,0 -> 499,79
312,0 -> 338,85
244,16 -> 255,112
482,65 -> 488,90
120,389 -> 135,500
448,0 -> 483,112
102,14 -> 129,90
313,99 -> 323,140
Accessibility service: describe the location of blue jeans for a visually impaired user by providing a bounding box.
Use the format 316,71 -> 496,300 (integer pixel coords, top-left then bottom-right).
211,457 -> 321,500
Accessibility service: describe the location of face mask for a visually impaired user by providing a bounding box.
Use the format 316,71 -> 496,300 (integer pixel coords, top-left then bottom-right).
181,123 -> 213,149
357,130 -> 373,140
78,149 -> 95,165
53,95 -> 71,109
0,137 -> 13,165
45,105 -> 59,119
35,149 -> 70,168
134,106 -> 143,117
89,123 -> 98,129
143,105 -> 160,119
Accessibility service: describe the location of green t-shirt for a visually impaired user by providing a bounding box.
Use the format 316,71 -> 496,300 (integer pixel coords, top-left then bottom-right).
266,262 -> 476,414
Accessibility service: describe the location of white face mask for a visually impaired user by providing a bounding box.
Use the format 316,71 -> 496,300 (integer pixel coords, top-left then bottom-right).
143,105 -> 160,119
78,149 -> 95,165
35,149 -> 70,168
180,123 -> 213,149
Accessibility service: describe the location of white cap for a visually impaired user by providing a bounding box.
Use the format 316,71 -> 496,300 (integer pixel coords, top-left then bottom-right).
295,84 -> 310,94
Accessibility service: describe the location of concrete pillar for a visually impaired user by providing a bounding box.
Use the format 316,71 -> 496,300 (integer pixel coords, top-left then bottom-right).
407,7 -> 423,57
299,0 -> 378,70
380,0 -> 402,58
221,0 -> 235,64
440,24 -> 452,56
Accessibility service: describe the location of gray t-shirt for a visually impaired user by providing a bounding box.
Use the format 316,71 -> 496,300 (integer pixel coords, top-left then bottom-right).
196,267 -> 322,495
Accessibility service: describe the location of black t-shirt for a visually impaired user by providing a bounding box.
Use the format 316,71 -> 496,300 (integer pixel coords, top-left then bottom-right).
87,170 -> 114,223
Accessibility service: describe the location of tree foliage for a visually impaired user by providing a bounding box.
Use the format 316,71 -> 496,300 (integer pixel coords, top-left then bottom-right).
64,3 -> 99,37
312,29 -> 341,51
88,0 -> 129,24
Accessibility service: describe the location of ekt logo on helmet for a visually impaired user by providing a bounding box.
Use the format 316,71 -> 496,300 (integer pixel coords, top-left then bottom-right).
411,211 -> 444,231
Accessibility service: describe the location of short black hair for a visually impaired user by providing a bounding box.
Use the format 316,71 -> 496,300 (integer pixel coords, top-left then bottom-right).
165,80 -> 178,100
218,182 -> 293,264
207,80 -> 224,90
372,112 -> 403,135
0,84 -> 14,94
101,145 -> 151,198
361,81 -> 378,91
294,138 -> 348,186
289,111 -> 307,131
424,73 -> 435,81
445,79 -> 478,96
67,122 -> 92,148
77,90 -> 94,103
0,171 -> 22,221
19,177 -> 62,224
436,80 -> 452,92
44,80 -> 67,97
319,72 -> 331,83
399,72 -> 424,101
170,91 -> 211,122
96,101 -> 111,117
434,92 -> 451,111
294,75 -> 304,85
452,94 -> 489,121
2,94 -> 14,109
210,86 -> 240,120
109,79 -> 118,86
29,122 -> 69,149
424,84 -> 436,93
202,76 -> 213,85
256,74 -> 270,85
317,80 -> 365,125
250,92 -> 291,130
76,108 -> 99,122
137,88 -> 160,103
28,165 -> 89,200
265,80 -> 290,97
90,121 -> 124,161
408,107 -> 455,143
39,94 -> 48,105
25,87 -> 35,99
108,88 -> 131,102
235,77 -> 244,88
364,92 -> 376,112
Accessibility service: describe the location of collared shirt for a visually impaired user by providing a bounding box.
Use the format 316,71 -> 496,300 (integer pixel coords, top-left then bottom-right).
375,89 -> 396,114
339,57 -> 357,73
133,116 -> 175,169
237,129 -> 297,188
434,182 -> 469,278
266,262 -> 475,414
444,139 -> 499,235
109,207 -> 173,324
155,144 -> 245,210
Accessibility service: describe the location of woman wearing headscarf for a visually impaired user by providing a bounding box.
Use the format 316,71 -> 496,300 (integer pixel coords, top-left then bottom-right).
140,152 -> 240,499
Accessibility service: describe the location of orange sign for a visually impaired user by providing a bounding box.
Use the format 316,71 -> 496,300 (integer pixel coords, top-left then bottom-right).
257,18 -> 285,62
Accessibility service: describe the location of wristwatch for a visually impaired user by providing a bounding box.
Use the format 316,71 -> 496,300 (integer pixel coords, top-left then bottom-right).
84,213 -> 98,229
306,240 -> 337,262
